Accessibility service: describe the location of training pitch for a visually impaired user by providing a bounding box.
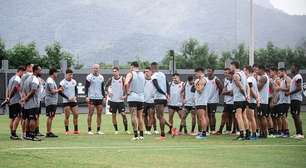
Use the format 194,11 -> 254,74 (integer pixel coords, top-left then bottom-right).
0,113 -> 305,168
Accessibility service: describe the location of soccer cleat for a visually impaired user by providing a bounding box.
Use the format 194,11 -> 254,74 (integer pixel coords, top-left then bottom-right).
65,131 -> 73,135
139,136 -> 144,140
97,131 -> 104,135
157,136 -> 166,141
125,130 -> 131,135
290,134 -> 297,138
267,134 -> 276,138
10,135 -> 22,140
190,132 -> 198,136
146,131 -> 152,135
114,131 -> 119,135
171,127 -> 177,137
46,132 -> 58,138
73,130 -> 80,134
88,131 -> 94,135
249,135 -> 257,140
294,134 -> 304,140
213,131 -> 222,135
224,131 -> 231,135
31,136 -> 42,141
195,133 -> 207,140
153,130 -> 160,135
36,132 -> 44,137
131,137 -> 139,141
23,135 -> 32,140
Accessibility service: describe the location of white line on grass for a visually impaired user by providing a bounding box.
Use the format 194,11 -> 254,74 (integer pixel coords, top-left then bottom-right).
3,144 -> 306,151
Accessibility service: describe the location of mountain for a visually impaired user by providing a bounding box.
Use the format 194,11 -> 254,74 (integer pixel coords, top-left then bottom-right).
0,0 -> 305,66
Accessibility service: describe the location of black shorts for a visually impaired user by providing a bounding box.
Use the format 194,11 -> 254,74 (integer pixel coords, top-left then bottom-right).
270,105 -> 279,118
46,105 -> 57,117
21,108 -> 27,120
207,103 -> 217,114
277,104 -> 289,117
234,101 -> 247,112
63,102 -> 78,108
168,105 -> 182,111
9,103 -> 21,119
257,104 -> 269,117
154,99 -> 167,106
89,99 -> 103,106
109,101 -> 125,113
144,103 -> 155,115
195,105 -> 207,110
291,100 -> 301,116
248,103 -> 257,110
128,101 -> 144,111
185,106 -> 195,112
223,104 -> 234,113
25,108 -> 38,120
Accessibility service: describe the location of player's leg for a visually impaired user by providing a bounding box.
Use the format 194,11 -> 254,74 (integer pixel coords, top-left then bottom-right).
137,104 -> 144,139
148,106 -> 155,133
190,108 -> 197,134
28,108 -> 41,141
291,100 -> 303,139
119,102 -> 128,133
247,106 -> 257,140
35,103 -> 43,136
242,108 -> 250,139
129,104 -> 139,139
87,102 -> 95,134
209,104 -> 217,133
143,105 -> 150,134
72,105 -> 79,134
155,103 -> 166,138
234,102 -> 245,140
96,104 -> 103,134
195,106 -> 208,139
46,105 -> 57,137
110,102 -> 119,133
168,107 -> 175,132
178,108 -> 187,134
64,106 -> 71,134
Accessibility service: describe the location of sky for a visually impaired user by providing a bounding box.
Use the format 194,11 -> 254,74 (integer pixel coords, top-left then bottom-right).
270,0 -> 306,15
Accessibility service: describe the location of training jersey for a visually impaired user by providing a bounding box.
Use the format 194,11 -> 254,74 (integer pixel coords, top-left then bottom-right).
207,76 -> 220,104
7,75 -> 21,105
224,78 -> 234,105
60,78 -> 78,103
278,76 -> 291,104
144,79 -> 155,104
168,81 -> 184,107
247,75 -> 259,104
86,73 -> 104,100
151,71 -> 167,100
108,76 -> 124,103
45,77 -> 58,106
194,77 -> 211,106
233,71 -> 247,102
127,71 -> 145,102
23,75 -> 40,109
259,73 -> 270,105
290,73 -> 304,101
184,82 -> 195,107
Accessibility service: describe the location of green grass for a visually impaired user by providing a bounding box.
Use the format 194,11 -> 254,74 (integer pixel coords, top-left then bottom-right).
0,112 -> 306,168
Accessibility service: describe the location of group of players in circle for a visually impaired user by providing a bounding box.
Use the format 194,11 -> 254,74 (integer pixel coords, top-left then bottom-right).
5,61 -> 304,141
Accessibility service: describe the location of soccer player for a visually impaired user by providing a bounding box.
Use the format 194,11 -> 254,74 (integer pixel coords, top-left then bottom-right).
288,64 -> 304,139
168,73 -> 186,135
45,68 -> 63,138
21,65 -> 43,141
216,68 -> 233,135
206,67 -> 223,134
6,66 -> 25,140
230,61 -> 248,140
125,62 -> 145,140
105,67 -> 129,134
244,65 -> 259,140
194,67 -> 209,139
85,64 -> 106,135
182,75 -> 197,135
35,75 -> 45,137
60,69 -> 80,135
269,67 -> 281,137
276,68 -> 291,138
151,62 -> 173,140
256,65 -> 270,138
20,63 -> 33,139
143,67 -> 159,135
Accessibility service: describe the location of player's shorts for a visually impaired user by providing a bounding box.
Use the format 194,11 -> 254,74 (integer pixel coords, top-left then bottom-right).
270,105 -> 278,118
234,101 -> 247,112
290,100 -> 301,116
21,108 -> 27,120
8,103 -> 21,119
128,101 -> 144,111
46,105 -> 57,117
223,104 -> 234,113
207,103 -> 217,114
63,102 -> 78,108
276,104 -> 289,117
185,106 -> 195,112
154,99 -> 167,106
144,103 -> 155,115
257,104 -> 269,117
109,101 -> 125,113
168,105 -> 182,111
89,99 -> 103,106
195,105 -> 207,110
247,103 -> 257,110
25,108 -> 39,120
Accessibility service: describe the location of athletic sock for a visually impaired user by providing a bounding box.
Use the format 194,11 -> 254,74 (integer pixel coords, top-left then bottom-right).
240,131 -> 244,138
65,126 -> 69,132
202,131 -> 206,136
113,124 -> 118,131
153,124 -> 157,131
161,131 -> 165,137
97,127 -> 100,132
134,131 -> 138,138
35,127 -> 39,134
124,122 -> 128,131
88,127 -> 92,132
191,123 -> 196,132
219,125 -> 224,133
184,125 -> 188,134
246,129 -> 250,138
179,125 -> 183,132
140,131 -> 144,137
74,125 -> 78,131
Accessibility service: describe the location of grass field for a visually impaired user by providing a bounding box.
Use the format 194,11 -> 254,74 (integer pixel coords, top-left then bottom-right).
0,112 -> 306,168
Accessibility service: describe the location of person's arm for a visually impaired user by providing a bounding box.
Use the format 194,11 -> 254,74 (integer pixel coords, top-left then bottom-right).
233,73 -> 246,96
215,78 -> 223,95
257,75 -> 267,92
85,79 -> 90,97
124,72 -> 133,95
289,78 -> 301,95
101,81 -> 106,98
152,79 -> 167,95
